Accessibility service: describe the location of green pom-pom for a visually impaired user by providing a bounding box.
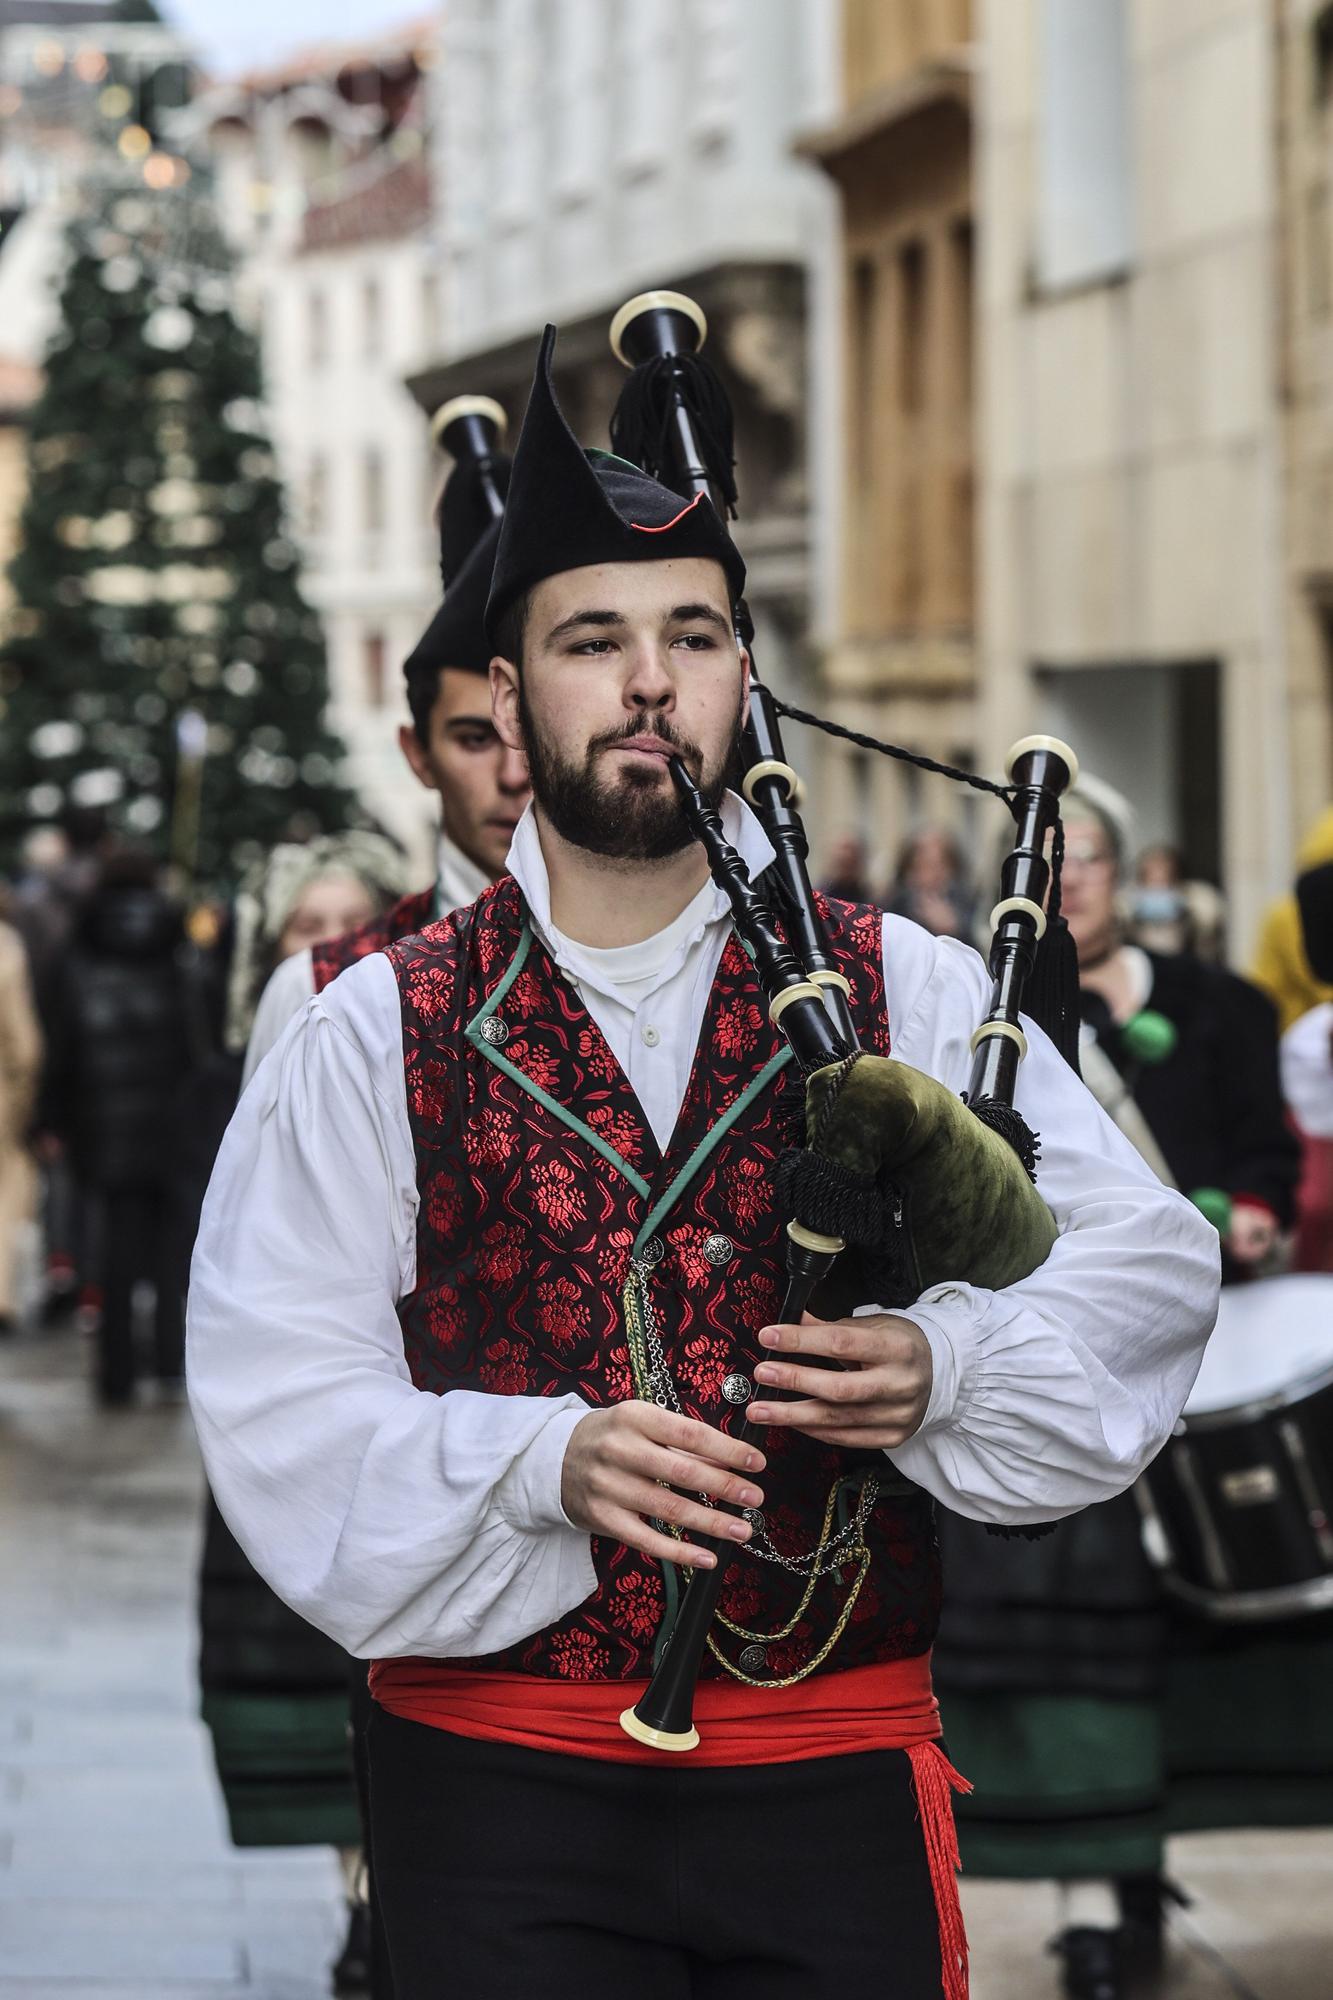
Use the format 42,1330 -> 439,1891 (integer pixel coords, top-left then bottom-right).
1122,1009 -> 1177,1065
1189,1186 -> 1233,1234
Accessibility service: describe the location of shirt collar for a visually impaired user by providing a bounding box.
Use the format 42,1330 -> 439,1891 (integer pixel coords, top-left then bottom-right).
435,830 -> 492,919
506,790 -> 776,965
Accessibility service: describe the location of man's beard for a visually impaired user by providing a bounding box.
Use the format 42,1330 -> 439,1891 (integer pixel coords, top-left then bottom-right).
518,692 -> 742,862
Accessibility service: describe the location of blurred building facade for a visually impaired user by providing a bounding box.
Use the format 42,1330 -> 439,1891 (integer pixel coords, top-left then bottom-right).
975,0 -> 1287,956
799,0 -> 977,878
1278,0 -> 1333,890
412,0 -> 841,783
807,0 -> 1333,953
184,26 -> 442,869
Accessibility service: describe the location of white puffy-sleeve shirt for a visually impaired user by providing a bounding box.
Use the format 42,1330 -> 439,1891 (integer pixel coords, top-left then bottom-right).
188,821 -> 1219,1660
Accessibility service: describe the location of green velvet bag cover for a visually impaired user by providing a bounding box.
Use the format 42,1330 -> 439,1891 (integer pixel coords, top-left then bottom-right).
803,1054 -> 1058,1319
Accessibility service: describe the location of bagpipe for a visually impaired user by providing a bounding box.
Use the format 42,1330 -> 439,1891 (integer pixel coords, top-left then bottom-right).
429,393 -> 509,561
606,290 -> 1078,1753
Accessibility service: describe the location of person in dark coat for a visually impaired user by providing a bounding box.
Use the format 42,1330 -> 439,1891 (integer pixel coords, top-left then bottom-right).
1069,800 -> 1294,1271
42,848 -> 195,1404
886,826 -> 977,940
935,785 -> 1297,2000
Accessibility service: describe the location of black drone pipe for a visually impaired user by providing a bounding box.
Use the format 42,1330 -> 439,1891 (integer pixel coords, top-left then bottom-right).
431,394 -> 509,522
967,737 -> 1079,1110
608,290 -> 859,1052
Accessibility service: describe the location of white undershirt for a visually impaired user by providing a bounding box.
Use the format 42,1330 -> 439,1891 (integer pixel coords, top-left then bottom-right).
189,795 -> 1220,1663
516,797 -> 751,1152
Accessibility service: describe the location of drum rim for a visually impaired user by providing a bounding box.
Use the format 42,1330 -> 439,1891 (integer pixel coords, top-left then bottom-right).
1157,1569 -> 1333,1622
1181,1357 -> 1333,1431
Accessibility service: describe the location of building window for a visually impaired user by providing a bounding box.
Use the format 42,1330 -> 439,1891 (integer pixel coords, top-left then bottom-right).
1308,184 -> 1331,318
307,286 -> 328,368
897,239 -> 927,416
1036,0 -> 1132,291
362,448 -> 384,535
362,276 -> 382,359
420,269 -> 440,349
306,453 -> 327,537
950,220 -> 974,404
1315,4 -> 1333,107
363,630 -> 386,707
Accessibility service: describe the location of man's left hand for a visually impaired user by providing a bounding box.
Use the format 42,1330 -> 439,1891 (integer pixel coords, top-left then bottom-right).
744,1313 -> 933,1449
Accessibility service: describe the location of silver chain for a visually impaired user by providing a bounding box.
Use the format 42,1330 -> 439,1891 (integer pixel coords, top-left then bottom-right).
629,1257 -> 879,1579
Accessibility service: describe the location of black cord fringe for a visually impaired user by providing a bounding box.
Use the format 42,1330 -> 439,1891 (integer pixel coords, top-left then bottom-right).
966,1098 -> 1041,1181
610,352 -> 739,515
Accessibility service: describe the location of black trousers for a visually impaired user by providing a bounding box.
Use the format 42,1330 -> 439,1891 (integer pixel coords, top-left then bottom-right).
349,1665 -> 396,2000
367,1709 -> 945,1999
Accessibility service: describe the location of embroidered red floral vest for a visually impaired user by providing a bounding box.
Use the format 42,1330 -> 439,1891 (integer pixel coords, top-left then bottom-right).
387,876 -> 940,1684
310,885 -> 437,994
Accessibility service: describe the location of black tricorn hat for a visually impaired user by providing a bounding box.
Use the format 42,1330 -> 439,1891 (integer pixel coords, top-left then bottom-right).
485,324 -> 745,648
403,441 -> 511,683
403,514 -> 502,684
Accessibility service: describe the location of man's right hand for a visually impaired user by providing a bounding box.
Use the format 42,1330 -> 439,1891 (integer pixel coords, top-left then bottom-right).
561,1402 -> 766,1570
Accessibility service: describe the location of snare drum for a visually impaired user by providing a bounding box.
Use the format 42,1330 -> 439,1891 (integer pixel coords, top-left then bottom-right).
1138,1274 -> 1333,1621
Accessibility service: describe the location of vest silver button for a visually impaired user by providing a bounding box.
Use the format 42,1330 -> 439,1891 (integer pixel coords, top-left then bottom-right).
703,1233 -> 734,1266
738,1644 -> 768,1674
722,1372 -> 752,1405
478,1016 -> 508,1045
640,1236 -> 665,1267
742,1507 -> 765,1533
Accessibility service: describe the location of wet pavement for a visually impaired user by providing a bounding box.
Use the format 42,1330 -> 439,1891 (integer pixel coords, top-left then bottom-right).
1,1321 -> 1329,1998
0,1324 -> 343,1998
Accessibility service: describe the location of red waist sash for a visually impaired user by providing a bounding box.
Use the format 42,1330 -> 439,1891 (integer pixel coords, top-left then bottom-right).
369,1650 -> 940,1768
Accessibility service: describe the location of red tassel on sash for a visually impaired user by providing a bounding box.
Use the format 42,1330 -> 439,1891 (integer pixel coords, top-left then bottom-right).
906,1740 -> 973,2000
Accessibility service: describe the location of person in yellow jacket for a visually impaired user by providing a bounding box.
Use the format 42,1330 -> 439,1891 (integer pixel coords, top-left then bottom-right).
1251,805 -> 1333,1031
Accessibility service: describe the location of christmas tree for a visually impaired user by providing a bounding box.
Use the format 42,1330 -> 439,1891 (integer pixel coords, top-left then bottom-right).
0,171 -> 357,884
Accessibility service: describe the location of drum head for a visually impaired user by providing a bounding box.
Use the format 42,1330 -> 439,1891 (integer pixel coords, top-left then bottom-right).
1184,1273 -> 1333,1417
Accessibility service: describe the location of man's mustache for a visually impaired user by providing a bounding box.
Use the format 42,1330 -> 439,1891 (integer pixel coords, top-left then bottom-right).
586,717 -> 703,767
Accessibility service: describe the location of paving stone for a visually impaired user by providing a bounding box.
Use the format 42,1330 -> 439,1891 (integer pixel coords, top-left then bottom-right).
0,1765 -> 229,1834
0,1987 -> 254,1999
8,1828 -> 237,1872
0,1930 -> 242,1981
0,1862 -> 244,1904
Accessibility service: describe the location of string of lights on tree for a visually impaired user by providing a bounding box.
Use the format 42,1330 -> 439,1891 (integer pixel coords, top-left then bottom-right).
0,7 -> 361,884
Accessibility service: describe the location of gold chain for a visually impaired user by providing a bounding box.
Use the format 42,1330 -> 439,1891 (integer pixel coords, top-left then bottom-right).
708,1544 -> 872,1687
713,1478 -> 843,1641
621,1264 -> 876,1688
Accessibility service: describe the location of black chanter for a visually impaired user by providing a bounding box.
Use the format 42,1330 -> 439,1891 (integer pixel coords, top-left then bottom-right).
609,288 -> 1079,1754
430,393 -> 509,530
